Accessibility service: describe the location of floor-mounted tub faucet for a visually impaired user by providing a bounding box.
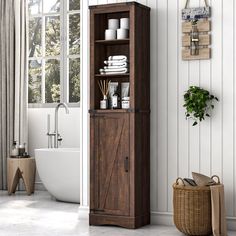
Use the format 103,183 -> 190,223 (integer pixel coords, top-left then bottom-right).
47,103 -> 69,148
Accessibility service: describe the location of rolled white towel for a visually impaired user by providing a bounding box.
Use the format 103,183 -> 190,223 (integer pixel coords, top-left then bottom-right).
100,68 -> 128,74
104,61 -> 128,67
108,55 -> 127,62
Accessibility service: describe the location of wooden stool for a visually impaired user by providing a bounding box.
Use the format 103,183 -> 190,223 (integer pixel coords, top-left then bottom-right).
7,157 -> 36,195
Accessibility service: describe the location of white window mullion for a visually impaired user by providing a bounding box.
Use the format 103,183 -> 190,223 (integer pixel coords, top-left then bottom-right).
59,0 -> 65,103
68,54 -> 80,59
42,59 -> 46,103
67,10 -> 80,15
63,0 -> 69,103
42,10 -> 46,103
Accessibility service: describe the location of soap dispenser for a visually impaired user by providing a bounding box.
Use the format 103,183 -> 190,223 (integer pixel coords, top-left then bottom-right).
11,141 -> 19,157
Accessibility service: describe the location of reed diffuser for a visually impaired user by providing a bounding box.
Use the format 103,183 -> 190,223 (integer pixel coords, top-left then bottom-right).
98,79 -> 110,109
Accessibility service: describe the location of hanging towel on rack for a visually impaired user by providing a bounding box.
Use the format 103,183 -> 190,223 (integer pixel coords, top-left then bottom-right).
210,185 -> 227,236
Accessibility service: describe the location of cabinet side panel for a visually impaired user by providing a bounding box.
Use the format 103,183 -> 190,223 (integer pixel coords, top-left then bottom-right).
134,6 -> 150,110
90,11 -> 95,109
90,116 -> 95,211
134,113 -> 150,219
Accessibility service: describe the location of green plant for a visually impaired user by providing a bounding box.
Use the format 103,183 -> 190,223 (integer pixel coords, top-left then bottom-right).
183,86 -> 219,126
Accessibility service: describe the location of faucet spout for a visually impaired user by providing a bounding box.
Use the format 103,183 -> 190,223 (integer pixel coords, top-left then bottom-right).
54,103 -> 69,148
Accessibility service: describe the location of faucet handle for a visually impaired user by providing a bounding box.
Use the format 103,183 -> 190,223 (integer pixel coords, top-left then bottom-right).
58,134 -> 63,146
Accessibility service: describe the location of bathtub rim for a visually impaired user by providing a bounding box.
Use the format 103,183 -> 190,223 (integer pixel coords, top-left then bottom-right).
35,148 -> 80,153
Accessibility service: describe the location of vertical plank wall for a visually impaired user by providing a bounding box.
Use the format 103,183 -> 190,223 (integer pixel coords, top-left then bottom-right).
88,0 -> 236,227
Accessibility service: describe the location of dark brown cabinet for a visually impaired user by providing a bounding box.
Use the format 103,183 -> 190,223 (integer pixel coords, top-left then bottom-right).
89,2 -> 150,229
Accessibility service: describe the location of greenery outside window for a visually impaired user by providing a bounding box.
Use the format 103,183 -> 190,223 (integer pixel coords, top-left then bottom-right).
28,0 -> 80,107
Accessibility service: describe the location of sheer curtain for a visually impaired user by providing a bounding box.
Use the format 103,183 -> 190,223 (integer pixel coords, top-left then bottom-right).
0,0 -> 28,190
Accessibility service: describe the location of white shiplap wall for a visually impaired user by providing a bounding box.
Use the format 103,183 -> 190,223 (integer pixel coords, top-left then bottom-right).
88,0 -> 236,228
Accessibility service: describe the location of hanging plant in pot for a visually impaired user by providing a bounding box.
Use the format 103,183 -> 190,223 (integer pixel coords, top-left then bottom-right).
183,86 -> 219,126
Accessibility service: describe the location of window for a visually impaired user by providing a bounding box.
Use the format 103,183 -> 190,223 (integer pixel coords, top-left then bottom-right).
28,0 -> 80,106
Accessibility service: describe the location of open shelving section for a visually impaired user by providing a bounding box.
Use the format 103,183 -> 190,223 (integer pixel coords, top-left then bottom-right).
89,2 -> 150,229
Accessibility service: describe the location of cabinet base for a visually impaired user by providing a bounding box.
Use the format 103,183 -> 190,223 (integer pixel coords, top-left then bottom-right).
89,213 -> 150,229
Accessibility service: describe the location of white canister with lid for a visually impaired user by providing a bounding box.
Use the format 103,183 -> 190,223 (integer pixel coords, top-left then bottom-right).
120,18 -> 129,29
105,29 -> 116,40
122,97 -> 130,109
117,28 -> 129,39
108,19 -> 119,30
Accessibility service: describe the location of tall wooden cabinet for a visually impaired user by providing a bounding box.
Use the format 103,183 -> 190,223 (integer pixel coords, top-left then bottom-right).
89,2 -> 150,229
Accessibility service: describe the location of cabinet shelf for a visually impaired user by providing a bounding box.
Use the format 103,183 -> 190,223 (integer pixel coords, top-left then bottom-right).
95,39 -> 129,45
95,73 -> 129,78
89,109 -> 130,114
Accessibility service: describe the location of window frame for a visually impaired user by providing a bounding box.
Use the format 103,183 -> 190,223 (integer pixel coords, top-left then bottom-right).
28,0 -> 80,108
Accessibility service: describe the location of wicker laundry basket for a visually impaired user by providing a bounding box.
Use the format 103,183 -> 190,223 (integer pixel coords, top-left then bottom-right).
173,176 -> 220,236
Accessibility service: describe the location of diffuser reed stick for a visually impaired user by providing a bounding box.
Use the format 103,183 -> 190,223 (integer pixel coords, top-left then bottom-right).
98,79 -> 110,109
97,79 -> 110,98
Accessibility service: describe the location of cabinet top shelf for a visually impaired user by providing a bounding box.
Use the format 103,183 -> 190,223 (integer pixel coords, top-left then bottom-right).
95,39 -> 130,45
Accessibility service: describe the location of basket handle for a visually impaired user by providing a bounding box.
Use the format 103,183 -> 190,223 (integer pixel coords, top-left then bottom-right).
176,177 -> 185,186
185,0 -> 208,9
211,175 -> 220,184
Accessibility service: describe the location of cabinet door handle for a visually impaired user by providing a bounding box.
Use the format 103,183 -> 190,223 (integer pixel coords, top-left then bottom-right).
124,157 -> 129,172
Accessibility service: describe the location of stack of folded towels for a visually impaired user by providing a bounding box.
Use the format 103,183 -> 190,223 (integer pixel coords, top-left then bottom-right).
99,55 -> 128,75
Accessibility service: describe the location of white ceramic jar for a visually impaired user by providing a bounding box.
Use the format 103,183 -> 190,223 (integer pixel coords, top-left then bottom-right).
120,18 -> 129,29
105,29 -> 116,40
117,28 -> 129,39
121,97 -> 130,109
108,19 -> 119,30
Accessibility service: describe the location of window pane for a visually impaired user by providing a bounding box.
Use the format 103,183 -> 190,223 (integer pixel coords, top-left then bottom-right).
45,59 -> 60,103
43,0 -> 60,13
69,14 -> 80,55
69,0 -> 80,11
28,60 -> 42,103
45,16 -> 60,56
29,17 -> 42,57
29,0 -> 42,15
69,58 -> 80,103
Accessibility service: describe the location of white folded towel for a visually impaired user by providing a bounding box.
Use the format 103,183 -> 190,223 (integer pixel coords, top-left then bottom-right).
104,64 -> 127,70
100,67 -> 129,73
108,55 -> 127,62
104,61 -> 128,67
100,68 -> 128,75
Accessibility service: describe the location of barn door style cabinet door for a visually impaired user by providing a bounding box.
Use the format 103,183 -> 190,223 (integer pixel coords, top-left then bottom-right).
89,2 -> 150,229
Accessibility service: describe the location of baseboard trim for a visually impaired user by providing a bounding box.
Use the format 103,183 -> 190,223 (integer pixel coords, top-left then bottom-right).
78,206 -> 89,220
151,211 -> 236,231
151,211 -> 174,226
227,217 -> 236,231
34,182 -> 46,191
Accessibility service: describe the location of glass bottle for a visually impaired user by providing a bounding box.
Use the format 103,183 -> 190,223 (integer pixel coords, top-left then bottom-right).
19,143 -> 26,156
112,92 -> 120,109
11,141 -> 19,157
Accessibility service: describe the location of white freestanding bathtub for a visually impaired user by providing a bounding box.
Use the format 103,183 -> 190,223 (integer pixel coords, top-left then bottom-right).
35,148 -> 80,203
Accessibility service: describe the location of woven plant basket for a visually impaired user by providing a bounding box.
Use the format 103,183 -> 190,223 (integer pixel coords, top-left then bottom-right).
173,175 -> 220,236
